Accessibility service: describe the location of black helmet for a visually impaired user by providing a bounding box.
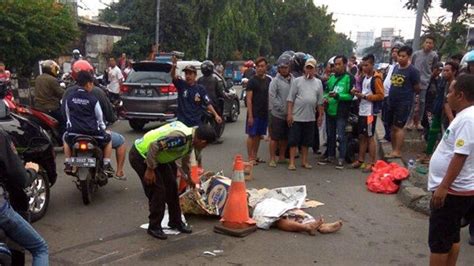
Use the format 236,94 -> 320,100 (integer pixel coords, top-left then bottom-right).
277,53 -> 292,68
201,60 -> 214,76
0,80 -> 9,99
291,52 -> 307,73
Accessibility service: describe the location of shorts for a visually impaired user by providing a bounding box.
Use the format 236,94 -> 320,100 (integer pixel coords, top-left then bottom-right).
246,116 -> 268,137
386,102 -> 411,129
64,131 -> 111,149
111,131 -> 125,149
429,194 -> 474,253
288,121 -> 315,147
270,115 -> 289,141
358,116 -> 377,137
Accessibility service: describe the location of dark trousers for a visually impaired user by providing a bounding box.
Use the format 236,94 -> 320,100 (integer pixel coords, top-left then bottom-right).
129,146 -> 182,229
326,115 -> 347,160
381,97 -> 391,141
48,108 -> 65,137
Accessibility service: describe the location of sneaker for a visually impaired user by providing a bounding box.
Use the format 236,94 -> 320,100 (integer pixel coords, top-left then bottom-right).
335,160 -> 344,170
318,157 -> 334,165
103,164 -> 115,177
64,163 -> 74,175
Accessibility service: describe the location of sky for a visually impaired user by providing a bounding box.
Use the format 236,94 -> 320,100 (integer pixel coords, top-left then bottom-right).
77,0 -> 452,40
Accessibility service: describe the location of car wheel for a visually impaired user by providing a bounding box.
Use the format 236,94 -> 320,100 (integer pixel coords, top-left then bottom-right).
129,119 -> 146,131
227,100 -> 239,122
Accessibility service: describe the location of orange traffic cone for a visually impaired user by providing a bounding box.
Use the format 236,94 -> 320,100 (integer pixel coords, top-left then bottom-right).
189,149 -> 201,186
214,154 -> 257,237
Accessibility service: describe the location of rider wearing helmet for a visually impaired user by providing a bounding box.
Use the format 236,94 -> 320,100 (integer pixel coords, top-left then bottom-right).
71,49 -> 82,66
460,50 -> 474,75
243,60 -> 256,79
62,60 -> 127,180
34,60 -> 65,134
62,60 -> 114,177
291,52 -> 308,78
198,60 -> 226,125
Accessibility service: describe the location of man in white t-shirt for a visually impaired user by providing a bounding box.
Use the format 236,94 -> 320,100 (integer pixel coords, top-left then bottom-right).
382,46 -> 399,141
106,58 -> 124,103
427,74 -> 474,266
351,54 -> 384,172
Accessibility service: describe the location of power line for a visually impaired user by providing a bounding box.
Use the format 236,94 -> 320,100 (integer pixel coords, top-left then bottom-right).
333,12 -> 416,19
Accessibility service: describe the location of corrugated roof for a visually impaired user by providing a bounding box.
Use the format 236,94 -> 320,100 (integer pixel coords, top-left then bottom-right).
78,17 -> 130,31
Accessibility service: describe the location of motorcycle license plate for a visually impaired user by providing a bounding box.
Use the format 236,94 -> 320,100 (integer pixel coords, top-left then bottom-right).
70,157 -> 96,167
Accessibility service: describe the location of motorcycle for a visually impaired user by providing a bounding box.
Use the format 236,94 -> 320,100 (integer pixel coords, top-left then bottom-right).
69,135 -> 108,205
201,104 -> 225,140
4,96 -> 63,147
344,101 -> 360,164
0,111 -> 53,222
95,74 -> 125,119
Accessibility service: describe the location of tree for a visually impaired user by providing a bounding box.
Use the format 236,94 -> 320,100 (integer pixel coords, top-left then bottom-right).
99,0 -> 355,62
0,0 -> 79,76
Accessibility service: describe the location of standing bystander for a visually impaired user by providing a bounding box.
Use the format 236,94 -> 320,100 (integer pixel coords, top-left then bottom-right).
246,57 -> 271,165
427,74 -> 474,266
286,58 -> 324,170
385,46 -> 421,159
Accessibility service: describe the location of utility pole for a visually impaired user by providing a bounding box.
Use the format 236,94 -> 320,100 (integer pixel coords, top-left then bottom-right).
205,28 -> 211,59
155,0 -> 161,47
412,0 -> 425,50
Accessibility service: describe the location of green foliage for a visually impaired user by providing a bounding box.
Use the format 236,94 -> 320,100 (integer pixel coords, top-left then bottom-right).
0,0 -> 79,76
99,0 -> 355,62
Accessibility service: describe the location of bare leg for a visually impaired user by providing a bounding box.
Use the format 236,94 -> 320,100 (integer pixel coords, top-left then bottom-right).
289,146 -> 297,167
390,126 -> 405,157
270,139 -> 277,163
368,136 -> 376,164
318,220 -> 343,234
447,243 -> 460,266
63,142 -> 72,158
301,146 -> 309,166
254,136 -> 261,159
278,140 -> 288,161
358,135 -> 367,163
247,136 -> 254,161
276,218 -> 323,235
115,144 -> 126,177
103,141 -> 113,160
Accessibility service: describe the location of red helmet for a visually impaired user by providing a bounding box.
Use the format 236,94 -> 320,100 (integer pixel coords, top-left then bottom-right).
71,60 -> 93,80
244,60 -> 255,68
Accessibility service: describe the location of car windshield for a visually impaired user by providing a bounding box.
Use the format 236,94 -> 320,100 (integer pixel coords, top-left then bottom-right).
126,70 -> 171,84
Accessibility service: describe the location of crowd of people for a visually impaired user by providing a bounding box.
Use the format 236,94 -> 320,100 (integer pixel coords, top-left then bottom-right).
242,36 -> 474,266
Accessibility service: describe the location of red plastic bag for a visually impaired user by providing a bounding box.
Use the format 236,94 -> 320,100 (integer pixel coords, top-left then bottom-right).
366,160 -> 409,194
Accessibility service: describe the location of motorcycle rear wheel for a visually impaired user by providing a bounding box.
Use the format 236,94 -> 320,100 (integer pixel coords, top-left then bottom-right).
80,175 -> 93,205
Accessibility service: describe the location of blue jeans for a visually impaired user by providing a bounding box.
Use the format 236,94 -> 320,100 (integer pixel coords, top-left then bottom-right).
326,115 -> 347,160
0,202 -> 48,266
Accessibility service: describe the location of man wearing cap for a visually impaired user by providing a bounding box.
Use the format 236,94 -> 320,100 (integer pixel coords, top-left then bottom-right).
171,56 -> 222,127
286,58 -> 324,170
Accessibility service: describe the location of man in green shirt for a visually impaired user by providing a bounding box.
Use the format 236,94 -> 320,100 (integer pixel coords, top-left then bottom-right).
319,55 -> 355,169
129,121 -> 217,240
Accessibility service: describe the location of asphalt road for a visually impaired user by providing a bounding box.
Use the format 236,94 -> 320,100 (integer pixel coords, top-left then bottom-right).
32,95 -> 474,265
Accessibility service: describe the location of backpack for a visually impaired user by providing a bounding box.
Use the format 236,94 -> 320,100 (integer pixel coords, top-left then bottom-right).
369,74 -> 383,114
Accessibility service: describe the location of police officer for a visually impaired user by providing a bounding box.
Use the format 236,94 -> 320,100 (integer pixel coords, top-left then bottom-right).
129,121 -> 217,240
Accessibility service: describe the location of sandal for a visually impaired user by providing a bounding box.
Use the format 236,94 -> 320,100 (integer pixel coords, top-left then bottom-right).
362,164 -> 373,173
256,158 -> 266,163
351,160 -> 363,169
268,160 -> 277,167
301,163 -> 313,169
385,154 -> 402,159
288,164 -> 296,171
